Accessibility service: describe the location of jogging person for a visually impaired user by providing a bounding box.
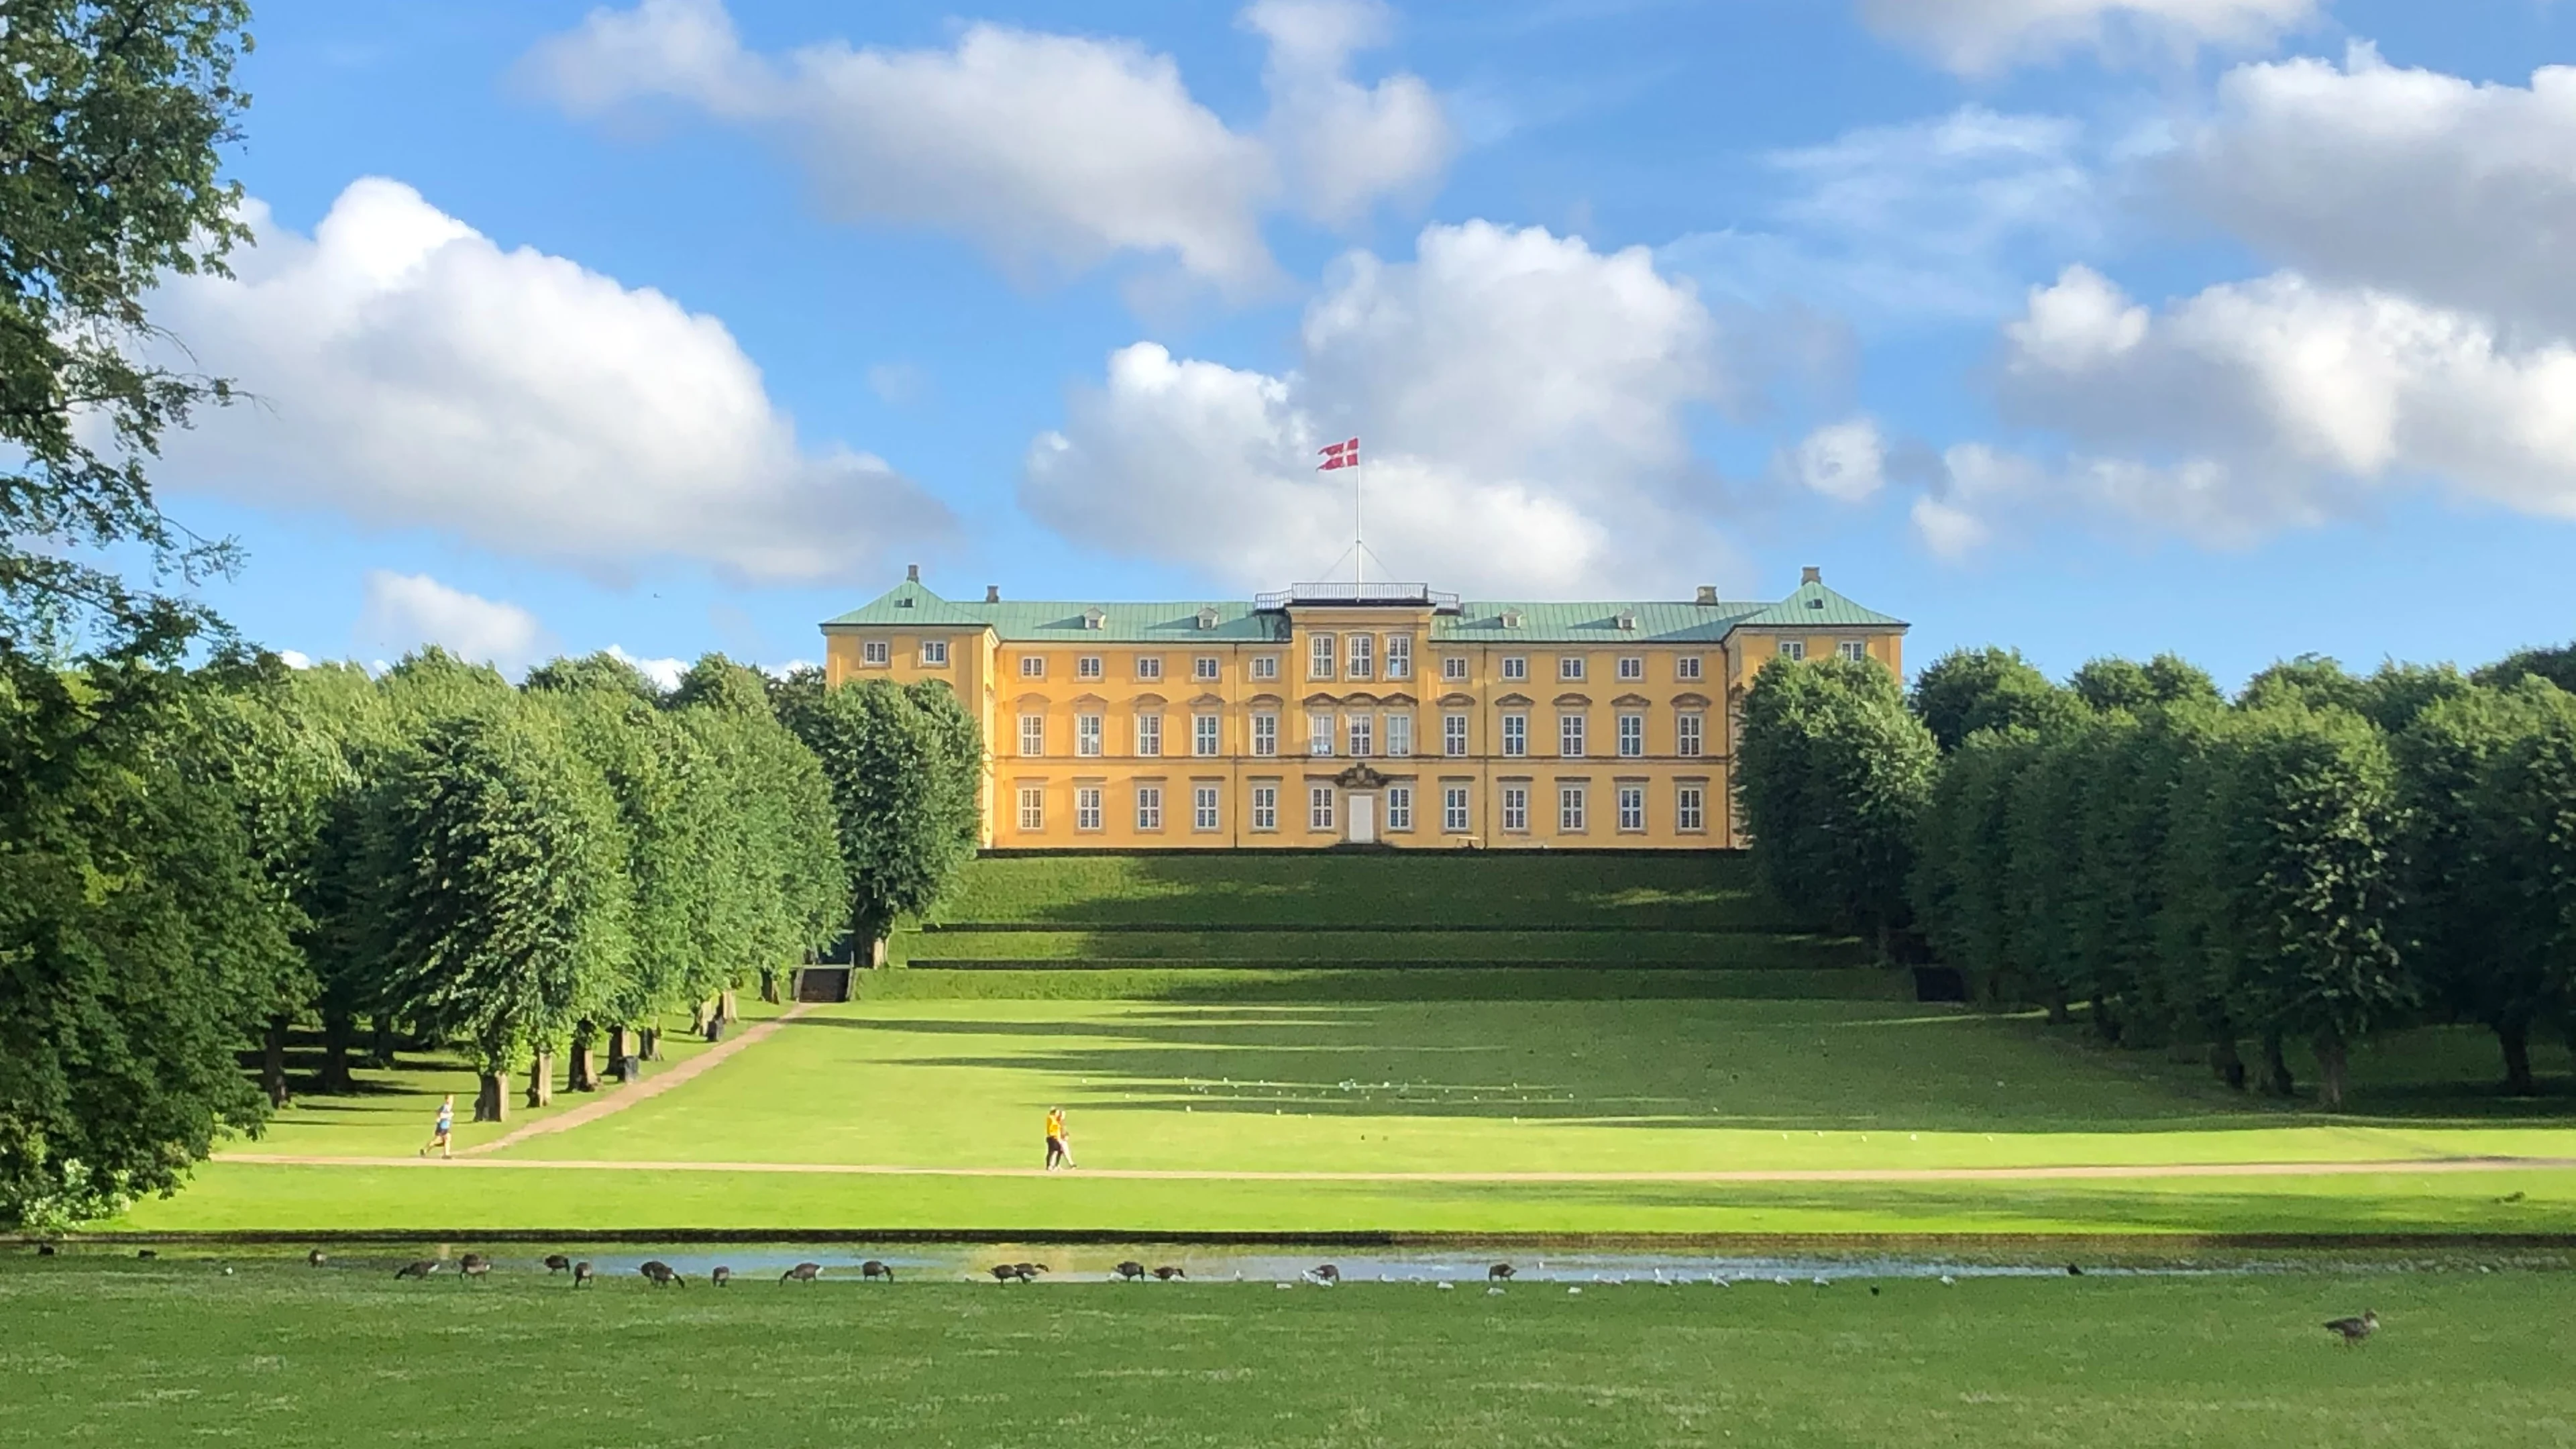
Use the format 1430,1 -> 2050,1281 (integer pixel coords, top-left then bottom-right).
420,1094 -> 454,1159
1044,1106 -> 1069,1171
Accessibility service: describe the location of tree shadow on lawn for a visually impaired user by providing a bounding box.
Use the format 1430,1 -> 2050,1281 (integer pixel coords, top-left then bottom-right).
790,1006 -> 2576,1136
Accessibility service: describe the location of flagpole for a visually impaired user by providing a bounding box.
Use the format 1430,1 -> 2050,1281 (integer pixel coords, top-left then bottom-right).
1354,445 -> 1364,586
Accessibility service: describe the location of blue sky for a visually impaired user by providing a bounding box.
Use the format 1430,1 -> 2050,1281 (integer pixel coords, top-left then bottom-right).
160,0 -> 2576,687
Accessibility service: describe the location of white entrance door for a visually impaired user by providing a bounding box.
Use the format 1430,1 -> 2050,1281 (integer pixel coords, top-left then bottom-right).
1348,792 -> 1377,844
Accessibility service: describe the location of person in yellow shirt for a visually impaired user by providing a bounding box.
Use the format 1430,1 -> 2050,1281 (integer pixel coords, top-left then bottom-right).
1044,1106 -> 1071,1171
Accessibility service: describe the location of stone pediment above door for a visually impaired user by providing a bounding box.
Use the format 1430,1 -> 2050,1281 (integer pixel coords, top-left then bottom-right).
1333,762 -> 1391,791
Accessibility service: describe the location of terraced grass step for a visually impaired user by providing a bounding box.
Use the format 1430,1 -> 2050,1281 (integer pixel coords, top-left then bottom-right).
853,967 -> 1914,1001
928,853 -> 1796,932
888,929 -> 1870,969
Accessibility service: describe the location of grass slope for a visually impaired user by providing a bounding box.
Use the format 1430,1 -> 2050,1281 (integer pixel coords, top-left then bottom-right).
8,1258 -> 2576,1448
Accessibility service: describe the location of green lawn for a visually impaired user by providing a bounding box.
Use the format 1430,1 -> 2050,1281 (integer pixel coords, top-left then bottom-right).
890,928 -> 1872,969
98,983 -> 2576,1238
8,1257 -> 2576,1448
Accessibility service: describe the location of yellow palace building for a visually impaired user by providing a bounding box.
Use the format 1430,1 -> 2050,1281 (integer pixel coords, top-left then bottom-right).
821,568 -> 1907,851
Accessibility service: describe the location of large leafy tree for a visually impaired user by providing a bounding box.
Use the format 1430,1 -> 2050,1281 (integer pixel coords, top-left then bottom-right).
2473,643 -> 2576,696
2463,684 -> 2576,1093
0,661 -> 299,1228
1909,646 -> 2082,753
373,707 -> 631,1122
3,0 -> 252,652
2070,654 -> 2220,714
1737,655 -> 1938,946
776,676 -> 982,958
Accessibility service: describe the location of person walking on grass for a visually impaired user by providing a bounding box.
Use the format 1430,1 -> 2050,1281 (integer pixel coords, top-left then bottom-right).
420,1094 -> 454,1159
1044,1106 -> 1073,1171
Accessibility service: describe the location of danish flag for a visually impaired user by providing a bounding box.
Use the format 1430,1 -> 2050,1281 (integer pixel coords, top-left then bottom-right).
1317,437 -> 1360,471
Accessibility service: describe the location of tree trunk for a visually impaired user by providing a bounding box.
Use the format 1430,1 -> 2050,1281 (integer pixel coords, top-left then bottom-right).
608,1026 -> 633,1083
525,1051 -> 554,1109
262,1016 -> 293,1108
2498,1019 -> 2535,1097
718,989 -> 738,1022
2312,1028 -> 2349,1111
640,1027 -> 661,1062
2259,1031 -> 2294,1098
2090,994 -> 2121,1046
761,970 -> 781,1005
690,1000 -> 709,1033
319,1010 -> 356,1094
2208,1036 -> 2247,1091
569,1020 -> 598,1091
474,1072 -> 509,1122
369,1014 -> 397,1069
2044,989 -> 2069,1027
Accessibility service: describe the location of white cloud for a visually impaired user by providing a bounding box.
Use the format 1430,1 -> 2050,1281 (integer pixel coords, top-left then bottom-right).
1666,107 -> 2096,328
1243,0 -> 1454,225
275,649 -> 314,669
606,645 -> 688,692
1782,419 -> 1887,502
1918,265 -> 2576,552
358,572 -> 550,674
2172,44 -> 2576,335
1856,0 -> 2317,74
146,177 -> 951,584
1021,221 -> 1735,596
524,0 -> 1449,294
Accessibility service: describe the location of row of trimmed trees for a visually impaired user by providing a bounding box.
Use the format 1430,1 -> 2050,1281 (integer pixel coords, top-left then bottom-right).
1737,643 -> 2576,1107
1,646 -> 983,1226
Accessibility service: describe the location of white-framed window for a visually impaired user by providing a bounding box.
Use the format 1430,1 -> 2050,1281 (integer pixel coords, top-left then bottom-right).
1443,712 -> 1468,757
1018,714 -> 1044,757
1386,712 -> 1412,758
1252,784 -> 1279,831
1252,712 -> 1279,757
1347,714 -> 1374,758
1020,655 -> 1046,679
1617,713 -> 1644,758
1839,639 -> 1867,662
1559,713 -> 1586,758
1677,711 -> 1704,758
1309,712 -> 1335,757
1560,784 -> 1587,833
1618,656 -> 1644,681
1676,655 -> 1703,682
1618,785 -> 1645,833
1501,785 -> 1529,833
1195,655 -> 1220,682
1502,713 -> 1527,757
921,639 -> 949,666
1075,787 -> 1103,831
1676,784 -> 1705,833
1347,633 -> 1374,681
1501,655 -> 1528,681
1136,655 -> 1163,682
1251,655 -> 1279,681
1443,786 -> 1470,833
1387,785 -> 1413,831
1442,655 -> 1468,682
1193,784 -> 1220,830
1386,636 -> 1412,680
1559,655 -> 1585,682
1309,786 -> 1336,832
1778,639 -> 1806,661
1310,634 -> 1336,679
1136,786 -> 1163,830
862,639 -> 890,666
1078,655 -> 1104,680
1193,713 -> 1220,757
1136,713 -> 1162,757
1018,786 -> 1044,833
1077,714 -> 1103,757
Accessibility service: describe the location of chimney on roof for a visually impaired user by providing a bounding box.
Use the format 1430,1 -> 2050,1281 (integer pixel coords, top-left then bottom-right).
1695,585 -> 1719,606
906,562 -> 920,582
1800,566 -> 1822,586
985,584 -> 1000,603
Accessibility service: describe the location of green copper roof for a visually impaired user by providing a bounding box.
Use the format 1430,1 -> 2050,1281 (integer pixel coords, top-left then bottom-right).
824,578 -> 1904,645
